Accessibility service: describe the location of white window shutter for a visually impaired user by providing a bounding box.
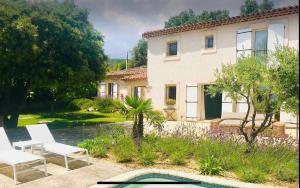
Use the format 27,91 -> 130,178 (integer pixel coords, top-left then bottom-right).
137,87 -> 142,98
113,83 -> 118,100
267,24 -> 285,52
222,92 -> 233,113
100,81 -> 106,97
236,28 -> 252,59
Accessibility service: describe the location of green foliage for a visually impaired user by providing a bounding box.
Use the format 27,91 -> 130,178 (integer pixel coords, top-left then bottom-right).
237,168 -> 266,183
78,136 -> 111,158
270,46 -> 299,114
164,8 -> 229,28
138,143 -> 158,166
0,0 -> 107,128
199,155 -> 223,175
119,96 -> 165,144
275,162 -> 299,182
158,137 -> 193,165
132,39 -> 147,67
93,98 -> 121,113
240,0 -> 273,15
113,135 -> 137,162
209,56 -> 281,147
166,99 -> 176,105
68,98 -> 94,110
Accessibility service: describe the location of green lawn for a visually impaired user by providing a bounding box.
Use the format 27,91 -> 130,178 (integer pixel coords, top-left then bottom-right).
18,111 -> 126,128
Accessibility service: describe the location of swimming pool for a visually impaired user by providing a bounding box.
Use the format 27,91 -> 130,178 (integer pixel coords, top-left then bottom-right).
113,173 -> 233,188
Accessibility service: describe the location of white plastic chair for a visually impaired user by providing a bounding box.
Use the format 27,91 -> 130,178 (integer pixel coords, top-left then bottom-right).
0,127 -> 47,185
26,124 -> 89,170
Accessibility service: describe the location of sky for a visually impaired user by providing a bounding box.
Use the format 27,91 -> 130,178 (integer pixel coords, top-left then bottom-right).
74,0 -> 299,59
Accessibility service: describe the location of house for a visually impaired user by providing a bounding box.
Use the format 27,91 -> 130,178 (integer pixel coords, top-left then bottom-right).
97,66 -> 147,101
142,5 -> 299,121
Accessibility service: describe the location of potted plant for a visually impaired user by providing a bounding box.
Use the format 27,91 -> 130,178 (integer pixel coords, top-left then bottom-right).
165,99 -> 176,109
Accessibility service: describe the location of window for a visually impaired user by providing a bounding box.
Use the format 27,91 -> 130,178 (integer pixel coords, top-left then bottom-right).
108,83 -> 114,98
255,30 -> 268,56
167,41 -> 177,56
205,36 -> 214,49
99,81 -> 106,97
166,85 -> 176,101
133,87 -> 142,98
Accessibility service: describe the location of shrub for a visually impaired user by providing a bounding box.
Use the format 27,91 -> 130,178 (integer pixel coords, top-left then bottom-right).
93,98 -> 120,113
113,136 -> 136,162
275,162 -> 299,182
68,98 -> 94,110
199,155 -> 223,175
138,144 -> 158,166
78,136 -> 111,158
158,137 -> 193,158
169,151 -> 188,165
237,168 -> 266,183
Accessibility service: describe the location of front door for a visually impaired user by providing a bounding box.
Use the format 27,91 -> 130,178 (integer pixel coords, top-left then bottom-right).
186,84 -> 198,121
204,85 -> 222,120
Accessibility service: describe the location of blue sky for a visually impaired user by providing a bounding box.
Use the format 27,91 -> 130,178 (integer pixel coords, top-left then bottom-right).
74,0 -> 298,59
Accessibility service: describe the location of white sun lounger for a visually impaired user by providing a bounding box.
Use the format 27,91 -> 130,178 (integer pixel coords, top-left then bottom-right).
0,127 -> 47,185
26,124 -> 89,170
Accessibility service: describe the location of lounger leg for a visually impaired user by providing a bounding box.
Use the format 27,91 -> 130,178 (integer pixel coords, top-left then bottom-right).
12,165 -> 17,185
64,155 -> 69,170
43,159 -> 48,176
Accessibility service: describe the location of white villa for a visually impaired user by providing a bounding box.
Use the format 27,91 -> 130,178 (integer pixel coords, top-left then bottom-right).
98,6 -> 299,123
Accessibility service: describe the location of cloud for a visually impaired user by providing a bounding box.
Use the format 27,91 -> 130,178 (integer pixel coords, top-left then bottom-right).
74,0 -> 298,58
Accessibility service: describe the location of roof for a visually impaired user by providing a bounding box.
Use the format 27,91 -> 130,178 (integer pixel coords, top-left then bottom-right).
106,66 -> 147,81
142,5 -> 299,39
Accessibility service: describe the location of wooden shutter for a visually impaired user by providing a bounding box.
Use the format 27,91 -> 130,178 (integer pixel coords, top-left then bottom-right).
186,84 -> 198,121
236,28 -> 252,59
113,83 -> 118,100
100,81 -> 106,98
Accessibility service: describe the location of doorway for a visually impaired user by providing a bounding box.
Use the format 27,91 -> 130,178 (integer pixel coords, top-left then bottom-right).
204,85 -> 222,120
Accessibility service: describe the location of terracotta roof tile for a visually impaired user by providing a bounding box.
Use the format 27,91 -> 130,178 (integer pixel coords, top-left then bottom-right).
143,6 -> 299,38
106,66 -> 147,81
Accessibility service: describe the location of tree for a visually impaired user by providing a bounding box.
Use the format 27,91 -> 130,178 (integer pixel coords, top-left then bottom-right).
132,39 -> 148,67
164,9 -> 229,28
209,56 -> 281,152
0,0 -> 107,128
240,0 -> 259,15
259,0 -> 273,11
270,46 -> 299,138
119,96 -> 164,145
240,0 -> 273,15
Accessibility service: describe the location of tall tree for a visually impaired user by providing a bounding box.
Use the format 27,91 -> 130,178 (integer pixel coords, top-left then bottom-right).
0,0 -> 107,128
164,9 -> 229,28
240,0 -> 274,15
240,0 -> 259,15
132,39 -> 148,67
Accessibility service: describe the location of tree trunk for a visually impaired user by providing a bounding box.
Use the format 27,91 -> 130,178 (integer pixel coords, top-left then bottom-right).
132,115 -> 138,142
3,112 -> 19,129
136,112 -> 144,146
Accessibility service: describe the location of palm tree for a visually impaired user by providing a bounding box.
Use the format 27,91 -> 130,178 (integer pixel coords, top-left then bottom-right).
119,96 -> 164,145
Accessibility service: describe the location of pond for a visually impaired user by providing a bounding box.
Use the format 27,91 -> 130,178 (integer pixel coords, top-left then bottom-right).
6,122 -> 131,146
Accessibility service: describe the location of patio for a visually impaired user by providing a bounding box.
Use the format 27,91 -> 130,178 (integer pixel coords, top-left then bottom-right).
0,155 -> 131,188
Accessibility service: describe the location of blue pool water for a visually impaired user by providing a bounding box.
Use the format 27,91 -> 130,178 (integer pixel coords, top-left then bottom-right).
114,173 -> 233,188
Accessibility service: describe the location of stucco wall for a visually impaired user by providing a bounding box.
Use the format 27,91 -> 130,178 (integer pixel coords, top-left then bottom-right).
146,14 -> 299,120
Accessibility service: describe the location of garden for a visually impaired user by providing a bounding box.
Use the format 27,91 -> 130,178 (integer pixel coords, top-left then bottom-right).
78,125 -> 299,185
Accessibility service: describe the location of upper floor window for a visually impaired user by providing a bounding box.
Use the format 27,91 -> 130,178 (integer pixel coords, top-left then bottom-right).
254,30 -> 268,57
205,35 -> 214,49
167,41 -> 177,56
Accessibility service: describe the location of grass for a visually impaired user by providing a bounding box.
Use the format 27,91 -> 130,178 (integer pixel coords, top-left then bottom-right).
18,110 -> 125,128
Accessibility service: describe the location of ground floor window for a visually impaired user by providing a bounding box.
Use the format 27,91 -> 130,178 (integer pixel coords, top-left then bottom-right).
133,86 -> 142,98
165,85 -> 176,104
108,82 -> 118,99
